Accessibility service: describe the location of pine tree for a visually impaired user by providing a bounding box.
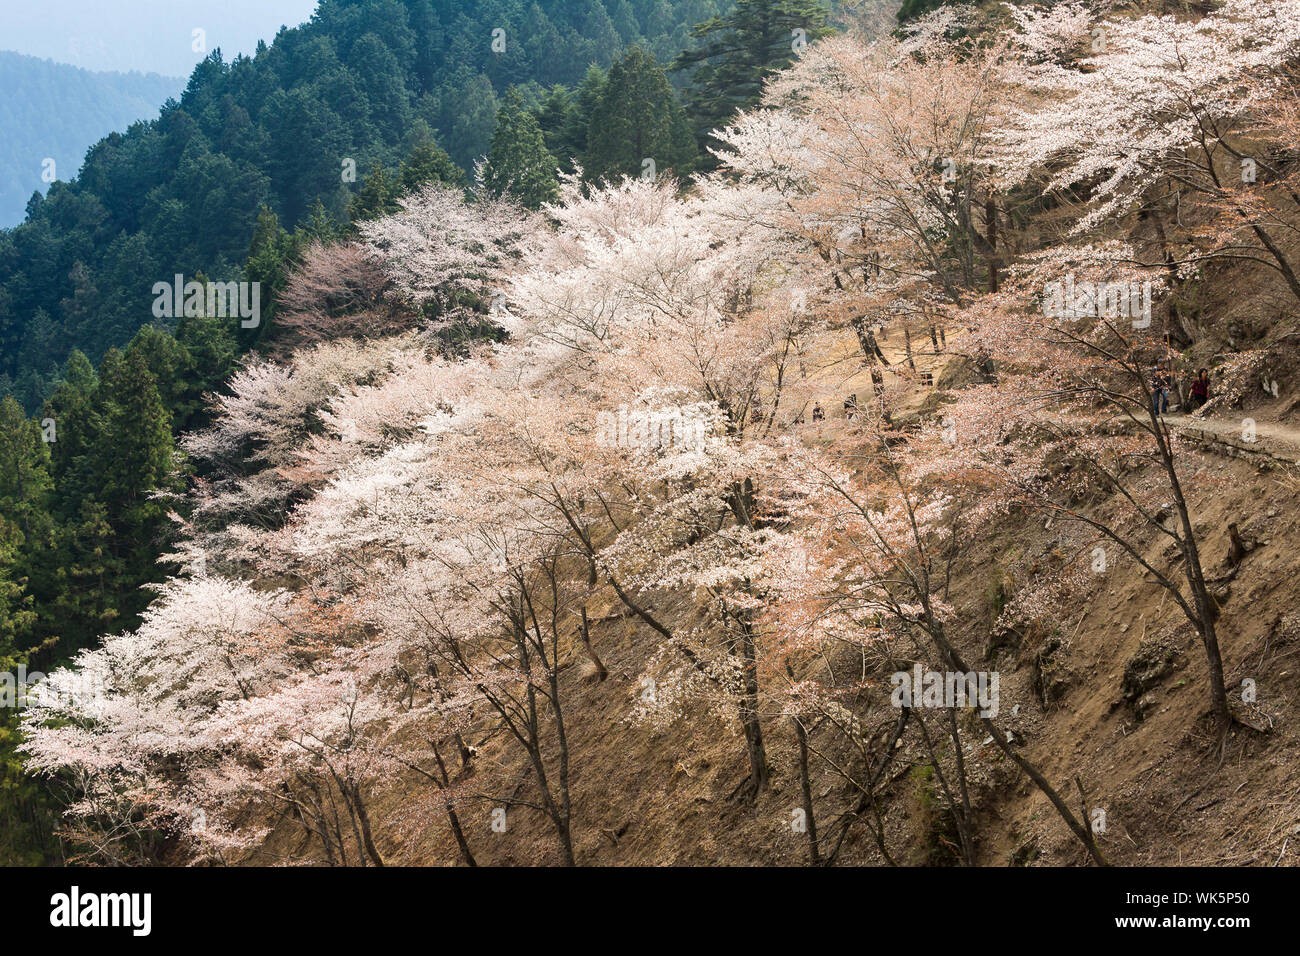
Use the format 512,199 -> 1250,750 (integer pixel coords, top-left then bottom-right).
94,350 -> 177,529
400,132 -> 465,194
298,198 -> 345,245
245,206 -> 294,347
535,66 -> 610,175
0,396 -> 54,549
50,498 -> 119,649
0,513 -> 56,868
482,88 -> 560,208
438,69 -> 499,170
42,350 -> 98,513
174,314 -> 237,431
88,349 -> 180,631
585,46 -> 696,183
0,396 -> 55,655
0,518 -> 37,656
126,325 -> 192,432
672,0 -> 833,162
350,161 -> 401,223
536,85 -> 583,173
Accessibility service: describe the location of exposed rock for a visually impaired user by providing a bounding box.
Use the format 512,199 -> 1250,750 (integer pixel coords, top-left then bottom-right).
1031,635 -> 1072,707
1122,636 -> 1181,719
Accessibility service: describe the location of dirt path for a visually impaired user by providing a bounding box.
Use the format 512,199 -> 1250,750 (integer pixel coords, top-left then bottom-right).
834,319 -> 1300,465
1163,413 -> 1300,464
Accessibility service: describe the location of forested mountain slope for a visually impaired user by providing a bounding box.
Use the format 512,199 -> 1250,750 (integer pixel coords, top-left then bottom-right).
0,0 -> 843,866
0,0 -> 731,410
15,0 -> 1300,868
0,53 -> 183,230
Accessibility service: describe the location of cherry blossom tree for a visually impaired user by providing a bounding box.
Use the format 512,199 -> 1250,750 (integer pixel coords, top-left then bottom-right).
270,241 -> 417,353
756,419 -> 1110,865
933,243 -> 1236,737
997,0 -> 1300,305
22,1 -> 1298,866
356,180 -> 537,335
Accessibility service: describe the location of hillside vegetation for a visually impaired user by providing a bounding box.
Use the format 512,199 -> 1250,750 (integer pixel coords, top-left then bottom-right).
0,0 -> 839,866
0,0 -> 740,410
12,0 -> 1300,867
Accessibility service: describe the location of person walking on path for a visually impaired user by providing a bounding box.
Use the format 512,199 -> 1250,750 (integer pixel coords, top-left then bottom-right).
1150,365 -> 1171,417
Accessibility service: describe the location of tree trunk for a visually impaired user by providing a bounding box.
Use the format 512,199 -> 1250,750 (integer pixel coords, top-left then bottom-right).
793,715 -> 820,864
738,618 -> 769,801
926,619 -> 1108,866
579,607 -> 607,680
985,195 -> 999,293
350,785 -> 385,867
1149,418 -> 1232,734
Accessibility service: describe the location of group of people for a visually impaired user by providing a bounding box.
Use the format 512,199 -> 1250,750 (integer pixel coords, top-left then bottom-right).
808,393 -> 860,423
803,365 -> 1210,424
1149,364 -> 1212,417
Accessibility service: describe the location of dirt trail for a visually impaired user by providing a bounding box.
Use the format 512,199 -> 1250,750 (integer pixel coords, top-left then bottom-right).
828,319 -> 1300,466
1163,413 -> 1300,464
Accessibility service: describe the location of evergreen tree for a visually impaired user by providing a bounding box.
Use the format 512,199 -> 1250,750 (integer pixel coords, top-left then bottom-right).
41,350 -> 98,512
0,513 -> 57,868
536,85 -> 581,170
245,206 -> 295,348
87,349 -> 180,630
585,46 -> 696,183
350,160 -> 402,223
297,198 -> 346,246
93,350 -> 178,533
0,396 -> 56,657
439,69 -> 500,170
672,0 -> 834,163
126,325 -> 192,432
0,396 -> 54,555
399,131 -> 465,193
49,498 -> 119,651
0,519 -> 38,657
482,88 -> 560,208
174,314 -> 238,430
534,67 -> 611,175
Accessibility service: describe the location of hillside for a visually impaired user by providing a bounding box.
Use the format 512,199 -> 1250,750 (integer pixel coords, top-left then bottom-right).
0,0 -> 843,868
0,53 -> 183,229
0,0 -> 731,410
9,0 -> 1300,875
347,416 -> 1300,867
254,280 -> 1300,868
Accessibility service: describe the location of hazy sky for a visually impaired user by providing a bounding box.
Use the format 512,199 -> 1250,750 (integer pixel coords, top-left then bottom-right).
2,0 -> 321,77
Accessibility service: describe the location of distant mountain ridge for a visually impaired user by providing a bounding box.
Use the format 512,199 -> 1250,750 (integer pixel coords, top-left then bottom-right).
0,51 -> 183,228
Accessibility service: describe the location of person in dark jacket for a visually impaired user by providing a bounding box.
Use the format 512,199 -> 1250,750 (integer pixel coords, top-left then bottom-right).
1150,365 -> 1171,417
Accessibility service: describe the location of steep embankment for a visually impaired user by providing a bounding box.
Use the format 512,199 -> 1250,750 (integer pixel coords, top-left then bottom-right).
240,320 -> 1300,867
